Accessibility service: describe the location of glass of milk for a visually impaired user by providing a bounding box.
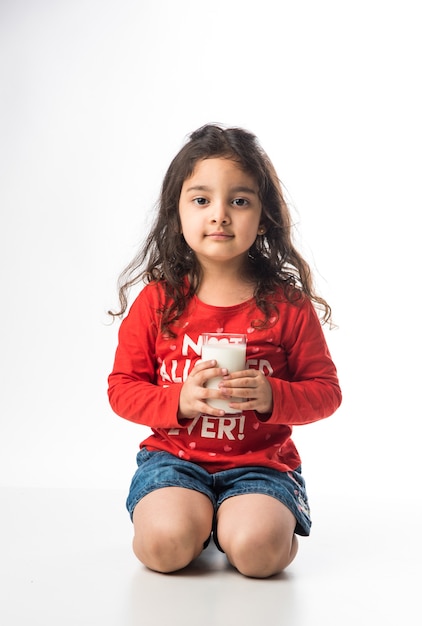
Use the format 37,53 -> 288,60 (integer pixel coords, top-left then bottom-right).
201,333 -> 247,414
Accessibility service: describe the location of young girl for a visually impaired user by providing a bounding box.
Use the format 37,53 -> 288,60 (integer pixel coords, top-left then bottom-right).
108,124 -> 342,578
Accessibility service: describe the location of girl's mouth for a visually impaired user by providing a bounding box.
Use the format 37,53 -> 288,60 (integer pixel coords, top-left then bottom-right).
206,231 -> 234,240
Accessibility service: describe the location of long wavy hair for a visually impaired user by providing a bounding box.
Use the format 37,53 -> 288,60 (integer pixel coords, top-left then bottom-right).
108,124 -> 332,334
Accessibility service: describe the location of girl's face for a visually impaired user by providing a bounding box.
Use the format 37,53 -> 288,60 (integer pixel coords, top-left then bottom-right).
179,158 -> 264,269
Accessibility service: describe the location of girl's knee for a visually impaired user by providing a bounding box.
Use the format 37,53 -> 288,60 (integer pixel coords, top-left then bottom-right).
133,526 -> 202,573
132,510 -> 211,573
131,488 -> 214,573
223,531 -> 298,579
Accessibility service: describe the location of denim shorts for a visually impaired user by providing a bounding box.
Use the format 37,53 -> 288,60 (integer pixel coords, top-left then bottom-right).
126,448 -> 311,543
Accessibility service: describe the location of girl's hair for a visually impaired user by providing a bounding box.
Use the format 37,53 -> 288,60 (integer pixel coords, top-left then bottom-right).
108,123 -> 332,333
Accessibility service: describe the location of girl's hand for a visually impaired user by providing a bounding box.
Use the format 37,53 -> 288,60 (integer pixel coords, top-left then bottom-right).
218,369 -> 273,415
178,360 -> 228,420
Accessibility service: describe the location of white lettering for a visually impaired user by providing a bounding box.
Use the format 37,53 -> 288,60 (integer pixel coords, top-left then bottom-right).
160,358 -> 193,384
201,416 -> 217,438
259,359 -> 273,376
187,414 -> 201,435
171,360 -> 182,383
217,418 -> 237,440
246,358 -> 273,376
182,359 -> 192,381
168,414 -> 246,441
159,361 -> 172,383
182,334 -> 202,357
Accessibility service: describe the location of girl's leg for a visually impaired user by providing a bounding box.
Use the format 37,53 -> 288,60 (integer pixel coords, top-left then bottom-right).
216,494 -> 299,578
132,487 -> 214,573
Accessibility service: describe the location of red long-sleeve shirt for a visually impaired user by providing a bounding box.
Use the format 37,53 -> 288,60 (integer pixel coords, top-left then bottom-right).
108,282 -> 342,473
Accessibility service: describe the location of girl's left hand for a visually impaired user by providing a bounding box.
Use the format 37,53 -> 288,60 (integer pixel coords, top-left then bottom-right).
218,370 -> 273,415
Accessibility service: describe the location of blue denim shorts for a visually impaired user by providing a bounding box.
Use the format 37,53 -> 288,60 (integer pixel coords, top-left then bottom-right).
126,448 -> 311,541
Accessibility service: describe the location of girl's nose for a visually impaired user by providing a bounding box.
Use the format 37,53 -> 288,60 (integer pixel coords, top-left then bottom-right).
211,201 -> 230,224
211,216 -> 229,224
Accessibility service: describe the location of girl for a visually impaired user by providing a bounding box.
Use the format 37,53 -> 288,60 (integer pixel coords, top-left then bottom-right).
108,124 -> 342,578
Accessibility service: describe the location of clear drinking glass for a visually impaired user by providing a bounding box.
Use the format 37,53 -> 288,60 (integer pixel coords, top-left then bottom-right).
200,333 -> 247,414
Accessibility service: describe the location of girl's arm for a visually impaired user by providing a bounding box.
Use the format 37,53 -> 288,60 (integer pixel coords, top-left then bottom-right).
265,299 -> 342,425
107,288 -> 184,429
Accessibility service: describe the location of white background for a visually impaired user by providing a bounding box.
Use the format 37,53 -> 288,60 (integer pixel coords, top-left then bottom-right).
1,0 -> 420,501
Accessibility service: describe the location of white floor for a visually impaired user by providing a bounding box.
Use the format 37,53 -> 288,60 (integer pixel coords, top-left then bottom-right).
0,487 -> 420,626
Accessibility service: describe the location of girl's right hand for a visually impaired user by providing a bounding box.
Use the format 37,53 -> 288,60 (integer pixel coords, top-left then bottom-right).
178,360 -> 227,420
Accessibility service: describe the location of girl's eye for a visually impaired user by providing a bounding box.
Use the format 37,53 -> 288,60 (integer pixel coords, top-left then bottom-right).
232,198 -> 249,207
193,197 -> 208,206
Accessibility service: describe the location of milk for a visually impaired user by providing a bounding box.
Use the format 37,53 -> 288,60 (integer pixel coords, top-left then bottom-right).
201,334 -> 246,414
